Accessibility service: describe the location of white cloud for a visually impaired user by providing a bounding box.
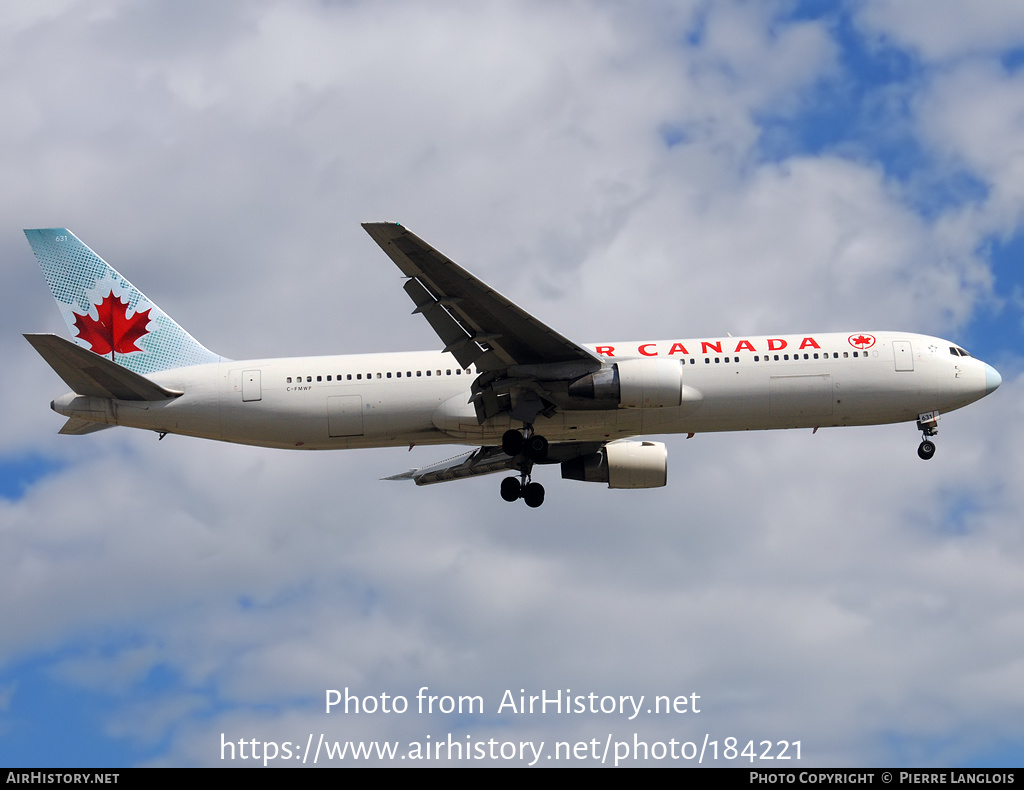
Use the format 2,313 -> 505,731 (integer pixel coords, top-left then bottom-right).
858,0 -> 1024,62
916,62 -> 1024,230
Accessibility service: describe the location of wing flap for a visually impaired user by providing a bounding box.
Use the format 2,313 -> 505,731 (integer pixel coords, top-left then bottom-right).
25,333 -> 183,401
402,278 -> 479,368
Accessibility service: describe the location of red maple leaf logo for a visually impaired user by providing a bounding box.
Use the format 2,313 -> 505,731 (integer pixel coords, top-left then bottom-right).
73,291 -> 152,356
849,333 -> 876,350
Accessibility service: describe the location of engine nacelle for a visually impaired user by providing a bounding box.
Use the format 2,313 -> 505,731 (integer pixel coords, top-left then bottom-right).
568,358 -> 702,410
561,440 -> 668,489
617,358 -> 682,408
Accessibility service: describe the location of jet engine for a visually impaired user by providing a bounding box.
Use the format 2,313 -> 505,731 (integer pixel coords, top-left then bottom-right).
560,440 -> 668,489
568,358 -> 702,410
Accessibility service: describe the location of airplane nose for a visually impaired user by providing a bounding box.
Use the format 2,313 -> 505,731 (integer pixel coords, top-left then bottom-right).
984,363 -> 1001,395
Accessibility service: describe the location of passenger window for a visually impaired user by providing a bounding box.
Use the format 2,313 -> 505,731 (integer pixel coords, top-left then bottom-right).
286,377 -> 292,383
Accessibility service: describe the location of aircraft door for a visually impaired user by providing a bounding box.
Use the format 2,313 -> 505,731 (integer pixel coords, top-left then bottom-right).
769,374 -> 833,418
893,341 -> 914,371
242,370 -> 262,402
328,395 -> 364,437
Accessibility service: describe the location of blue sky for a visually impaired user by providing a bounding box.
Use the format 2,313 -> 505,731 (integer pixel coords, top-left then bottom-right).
2,0 -> 1024,767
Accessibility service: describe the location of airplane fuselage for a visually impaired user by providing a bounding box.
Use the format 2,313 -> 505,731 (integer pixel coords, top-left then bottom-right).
50,331 -> 997,451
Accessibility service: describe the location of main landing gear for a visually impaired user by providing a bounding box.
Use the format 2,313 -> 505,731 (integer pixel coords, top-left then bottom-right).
916,412 -> 938,460
500,427 -> 548,507
501,428 -> 548,461
500,475 -> 545,508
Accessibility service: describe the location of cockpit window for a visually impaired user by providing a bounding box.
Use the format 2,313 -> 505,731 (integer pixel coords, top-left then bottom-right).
950,346 -> 972,357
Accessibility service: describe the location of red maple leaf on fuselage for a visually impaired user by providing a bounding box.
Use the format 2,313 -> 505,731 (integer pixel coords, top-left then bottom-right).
73,291 -> 152,356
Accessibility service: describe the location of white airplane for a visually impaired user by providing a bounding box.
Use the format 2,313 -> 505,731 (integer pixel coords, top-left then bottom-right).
24,224 -> 1001,508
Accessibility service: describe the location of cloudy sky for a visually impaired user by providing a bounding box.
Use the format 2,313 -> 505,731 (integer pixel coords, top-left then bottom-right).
2,0 -> 1024,768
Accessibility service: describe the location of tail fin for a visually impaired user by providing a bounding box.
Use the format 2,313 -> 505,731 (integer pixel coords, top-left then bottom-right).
24,228 -> 224,375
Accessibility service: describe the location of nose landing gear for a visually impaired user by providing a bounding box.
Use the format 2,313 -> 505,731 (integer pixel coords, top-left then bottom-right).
916,411 -> 939,460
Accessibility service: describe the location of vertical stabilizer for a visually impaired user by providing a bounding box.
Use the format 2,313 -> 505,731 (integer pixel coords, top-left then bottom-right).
24,229 -> 224,374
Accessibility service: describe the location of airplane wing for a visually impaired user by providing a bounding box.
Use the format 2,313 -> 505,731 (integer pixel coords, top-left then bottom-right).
384,441 -> 608,486
363,223 -> 603,423
362,223 -> 601,372
383,446 -> 517,486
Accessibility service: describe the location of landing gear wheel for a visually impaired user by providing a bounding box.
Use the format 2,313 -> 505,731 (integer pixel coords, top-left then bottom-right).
501,429 -> 524,457
500,476 -> 522,502
522,482 -> 545,508
525,434 -> 549,462
918,440 -> 936,460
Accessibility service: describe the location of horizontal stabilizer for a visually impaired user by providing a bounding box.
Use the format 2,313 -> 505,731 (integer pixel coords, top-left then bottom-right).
384,446 -> 517,486
59,417 -> 114,435
24,333 -> 183,401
